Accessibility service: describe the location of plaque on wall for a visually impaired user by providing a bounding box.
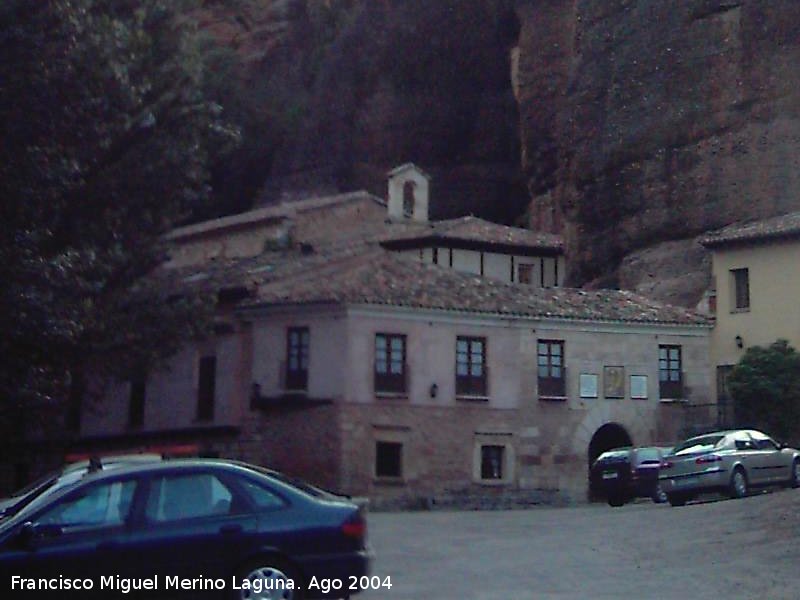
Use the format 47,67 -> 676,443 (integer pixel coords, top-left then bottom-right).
603,366 -> 625,399
630,375 -> 648,400
579,373 -> 598,399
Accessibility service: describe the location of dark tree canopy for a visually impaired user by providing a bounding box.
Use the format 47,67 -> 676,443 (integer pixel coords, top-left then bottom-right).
728,340 -> 800,444
0,0 -> 238,435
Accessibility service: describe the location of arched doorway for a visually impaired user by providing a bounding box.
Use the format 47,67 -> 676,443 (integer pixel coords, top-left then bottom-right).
587,423 -> 633,499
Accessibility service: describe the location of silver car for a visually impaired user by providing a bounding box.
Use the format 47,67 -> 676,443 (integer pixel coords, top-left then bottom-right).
660,429 -> 800,506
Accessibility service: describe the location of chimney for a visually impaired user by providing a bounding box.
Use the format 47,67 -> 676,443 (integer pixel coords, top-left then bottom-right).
387,163 -> 432,222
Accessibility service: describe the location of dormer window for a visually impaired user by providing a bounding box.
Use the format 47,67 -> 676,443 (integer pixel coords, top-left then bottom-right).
403,181 -> 416,216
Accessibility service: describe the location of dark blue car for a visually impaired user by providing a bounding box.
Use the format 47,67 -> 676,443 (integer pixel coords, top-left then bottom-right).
0,459 -> 370,599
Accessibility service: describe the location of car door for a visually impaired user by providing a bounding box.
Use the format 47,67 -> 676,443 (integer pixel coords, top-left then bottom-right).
731,431 -> 762,484
125,468 -> 259,583
749,431 -> 791,484
0,476 -> 139,590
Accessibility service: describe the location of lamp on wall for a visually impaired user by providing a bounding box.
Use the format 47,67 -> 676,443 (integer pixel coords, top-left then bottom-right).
735,335 -> 744,349
429,383 -> 438,399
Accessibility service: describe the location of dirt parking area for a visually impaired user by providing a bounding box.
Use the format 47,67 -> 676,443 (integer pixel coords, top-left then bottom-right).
359,488 -> 800,600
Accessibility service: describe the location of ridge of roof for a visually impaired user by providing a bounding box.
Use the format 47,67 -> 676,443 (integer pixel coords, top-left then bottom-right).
700,211 -> 800,248
166,191 -> 383,241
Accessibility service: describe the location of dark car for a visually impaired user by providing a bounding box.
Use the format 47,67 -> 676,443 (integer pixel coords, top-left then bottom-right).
590,447 -> 667,507
0,453 -> 163,522
0,459 -> 370,599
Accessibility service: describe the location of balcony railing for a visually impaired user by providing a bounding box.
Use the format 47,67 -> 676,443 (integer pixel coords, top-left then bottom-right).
374,363 -> 409,395
538,367 -> 567,399
280,360 -> 308,392
659,375 -> 684,400
456,366 -> 489,398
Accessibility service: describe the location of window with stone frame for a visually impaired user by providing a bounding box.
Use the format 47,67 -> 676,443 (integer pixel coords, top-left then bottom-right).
731,268 -> 750,311
374,333 -> 407,394
128,376 -> 146,428
285,327 -> 309,391
456,336 -> 487,397
538,339 -> 566,398
197,355 -> 216,420
480,445 -> 505,480
518,263 -> 535,284
658,345 -> 683,399
375,441 -> 403,478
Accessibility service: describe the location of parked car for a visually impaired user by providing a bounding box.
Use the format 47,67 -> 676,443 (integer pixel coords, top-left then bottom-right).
590,446 -> 667,506
660,429 -> 800,506
0,453 -> 162,521
0,459 -> 369,599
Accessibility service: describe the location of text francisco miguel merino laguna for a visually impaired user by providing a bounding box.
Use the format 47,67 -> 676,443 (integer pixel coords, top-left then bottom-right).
11,574 -> 294,594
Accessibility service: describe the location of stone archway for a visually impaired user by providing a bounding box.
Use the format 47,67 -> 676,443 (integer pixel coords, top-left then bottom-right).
587,423 -> 633,499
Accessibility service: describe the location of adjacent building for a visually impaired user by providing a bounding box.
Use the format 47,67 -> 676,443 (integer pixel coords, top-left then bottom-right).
701,211 -> 800,422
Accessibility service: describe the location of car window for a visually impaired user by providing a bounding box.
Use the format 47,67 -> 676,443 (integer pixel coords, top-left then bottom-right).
732,431 -> 757,451
238,478 -> 287,510
634,448 -> 661,464
37,480 -> 136,529
145,473 -> 236,522
754,438 -> 779,451
673,435 -> 724,454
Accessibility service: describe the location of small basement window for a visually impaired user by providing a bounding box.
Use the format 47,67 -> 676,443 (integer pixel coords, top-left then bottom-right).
375,441 -> 403,478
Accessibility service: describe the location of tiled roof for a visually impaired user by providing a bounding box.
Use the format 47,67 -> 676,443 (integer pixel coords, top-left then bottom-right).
380,216 -> 564,252
166,191 -> 383,241
700,212 -> 800,248
234,250 -> 708,326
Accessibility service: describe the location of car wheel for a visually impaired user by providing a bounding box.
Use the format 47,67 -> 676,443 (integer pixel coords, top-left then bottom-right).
233,557 -> 304,600
667,493 -> 686,507
790,459 -> 800,489
608,495 -> 625,507
651,484 -> 668,504
729,467 -> 748,499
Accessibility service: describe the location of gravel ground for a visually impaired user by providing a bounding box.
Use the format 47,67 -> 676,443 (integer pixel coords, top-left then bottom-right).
359,487 -> 800,600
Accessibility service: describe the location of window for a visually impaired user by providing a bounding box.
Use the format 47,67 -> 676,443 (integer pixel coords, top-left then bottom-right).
658,345 -> 683,399
374,334 -> 407,394
538,340 -> 566,398
731,268 -> 750,310
128,378 -> 146,428
285,327 -> 309,391
66,371 -> 85,432
238,479 -> 286,510
403,181 -> 415,216
480,445 -> 505,480
375,442 -> 403,478
39,480 -> 136,529
518,263 -> 534,284
197,355 -> 216,420
456,337 -> 487,397
145,473 -> 236,522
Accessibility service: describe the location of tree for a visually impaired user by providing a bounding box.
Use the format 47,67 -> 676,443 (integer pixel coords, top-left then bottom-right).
0,0 -> 238,437
727,340 -> 800,443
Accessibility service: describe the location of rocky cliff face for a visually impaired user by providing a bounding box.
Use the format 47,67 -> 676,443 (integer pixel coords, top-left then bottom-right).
200,0 -> 527,223
517,0 -> 800,305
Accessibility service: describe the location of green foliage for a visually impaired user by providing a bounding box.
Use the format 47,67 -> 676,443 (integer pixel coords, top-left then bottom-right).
728,340 -> 800,443
0,0 -> 237,431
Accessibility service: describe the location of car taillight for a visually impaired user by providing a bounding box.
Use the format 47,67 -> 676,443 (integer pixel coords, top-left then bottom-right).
341,514 -> 366,541
696,454 -> 722,465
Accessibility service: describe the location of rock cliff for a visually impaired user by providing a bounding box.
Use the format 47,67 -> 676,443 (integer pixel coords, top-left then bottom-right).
518,0 -> 800,304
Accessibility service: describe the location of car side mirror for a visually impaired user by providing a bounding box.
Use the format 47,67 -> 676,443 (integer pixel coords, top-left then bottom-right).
18,522 -> 62,549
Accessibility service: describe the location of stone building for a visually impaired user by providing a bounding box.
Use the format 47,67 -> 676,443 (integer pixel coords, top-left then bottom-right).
19,166 -> 714,505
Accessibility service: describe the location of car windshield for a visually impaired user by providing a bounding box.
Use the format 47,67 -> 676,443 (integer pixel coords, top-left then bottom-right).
673,435 -> 725,455
596,449 -> 630,462
635,448 -> 661,463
